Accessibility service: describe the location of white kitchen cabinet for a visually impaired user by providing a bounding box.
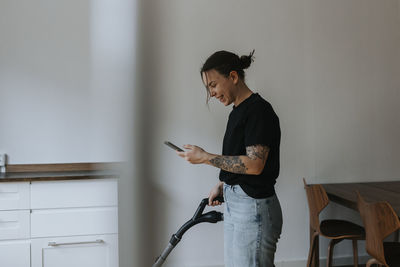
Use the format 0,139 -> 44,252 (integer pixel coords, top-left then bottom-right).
31,234 -> 118,267
0,178 -> 118,267
31,207 -> 118,238
0,182 -> 30,211
0,210 -> 30,240
0,182 -> 30,267
0,240 -> 30,267
31,179 -> 118,209
30,178 -> 119,267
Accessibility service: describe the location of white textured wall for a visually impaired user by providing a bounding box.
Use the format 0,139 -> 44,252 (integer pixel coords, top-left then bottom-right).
140,0 -> 400,266
0,1 -> 143,266
0,0 -> 135,164
0,0 -> 90,163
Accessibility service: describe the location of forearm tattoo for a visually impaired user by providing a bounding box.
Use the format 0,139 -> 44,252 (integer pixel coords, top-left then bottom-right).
209,145 -> 269,174
246,145 -> 270,162
209,156 -> 248,174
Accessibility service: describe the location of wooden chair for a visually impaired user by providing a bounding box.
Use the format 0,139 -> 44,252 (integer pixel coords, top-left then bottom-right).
356,191 -> 400,267
303,178 -> 365,267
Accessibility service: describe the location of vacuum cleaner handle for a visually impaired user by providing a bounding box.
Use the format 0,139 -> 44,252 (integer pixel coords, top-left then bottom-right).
194,196 -> 224,220
153,196 -> 224,267
203,196 -> 224,205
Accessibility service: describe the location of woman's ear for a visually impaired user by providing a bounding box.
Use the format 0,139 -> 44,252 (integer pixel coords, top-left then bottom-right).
229,71 -> 239,84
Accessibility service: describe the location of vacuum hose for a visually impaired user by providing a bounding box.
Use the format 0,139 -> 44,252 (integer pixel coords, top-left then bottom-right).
152,196 -> 224,267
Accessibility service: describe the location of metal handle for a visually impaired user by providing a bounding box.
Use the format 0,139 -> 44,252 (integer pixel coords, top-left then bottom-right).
48,239 -> 104,247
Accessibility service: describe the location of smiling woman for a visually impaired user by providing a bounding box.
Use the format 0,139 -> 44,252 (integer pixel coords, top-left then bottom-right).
201,50 -> 254,105
176,50 -> 282,267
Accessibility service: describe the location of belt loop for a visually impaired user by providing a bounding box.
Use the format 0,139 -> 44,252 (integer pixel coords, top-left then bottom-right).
230,184 -> 235,193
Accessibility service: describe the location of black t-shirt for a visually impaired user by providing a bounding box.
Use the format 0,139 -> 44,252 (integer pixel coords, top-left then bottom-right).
219,93 -> 281,198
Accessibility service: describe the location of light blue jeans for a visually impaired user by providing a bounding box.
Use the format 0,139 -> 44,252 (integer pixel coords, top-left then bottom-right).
223,184 -> 282,267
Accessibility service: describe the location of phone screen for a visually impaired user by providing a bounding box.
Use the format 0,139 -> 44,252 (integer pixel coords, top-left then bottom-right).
164,141 -> 184,152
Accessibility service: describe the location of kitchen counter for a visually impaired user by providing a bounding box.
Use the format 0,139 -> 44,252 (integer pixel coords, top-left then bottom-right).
0,169 -> 119,182
0,164 -> 119,267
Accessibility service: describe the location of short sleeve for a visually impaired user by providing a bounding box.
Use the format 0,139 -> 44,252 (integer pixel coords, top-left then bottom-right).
244,102 -> 276,148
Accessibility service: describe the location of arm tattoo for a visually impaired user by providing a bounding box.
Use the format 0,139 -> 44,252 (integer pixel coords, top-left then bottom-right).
209,156 -> 248,174
246,145 -> 270,162
208,145 -> 269,174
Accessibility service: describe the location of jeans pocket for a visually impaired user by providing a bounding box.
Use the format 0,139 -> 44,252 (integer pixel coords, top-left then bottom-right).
230,192 -> 257,224
233,185 -> 252,199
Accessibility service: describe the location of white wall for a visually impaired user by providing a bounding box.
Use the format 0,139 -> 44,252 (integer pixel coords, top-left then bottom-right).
139,0 -> 400,266
0,1 -> 145,266
0,0 -> 135,164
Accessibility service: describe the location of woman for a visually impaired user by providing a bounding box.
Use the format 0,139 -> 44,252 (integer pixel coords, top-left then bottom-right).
177,50 -> 282,267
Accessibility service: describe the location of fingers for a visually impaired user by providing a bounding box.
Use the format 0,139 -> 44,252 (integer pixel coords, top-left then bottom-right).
176,148 -> 191,158
208,195 -> 222,206
176,145 -> 206,164
176,151 -> 185,157
209,197 -> 215,206
213,200 -> 221,206
183,144 -> 194,150
211,200 -> 221,206
208,195 -> 213,206
177,151 -> 192,163
176,145 -> 192,158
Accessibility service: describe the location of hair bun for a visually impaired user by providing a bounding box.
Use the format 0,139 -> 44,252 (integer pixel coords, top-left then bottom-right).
239,49 -> 255,69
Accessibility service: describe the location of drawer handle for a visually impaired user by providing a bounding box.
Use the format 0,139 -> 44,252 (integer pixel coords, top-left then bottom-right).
48,239 -> 104,247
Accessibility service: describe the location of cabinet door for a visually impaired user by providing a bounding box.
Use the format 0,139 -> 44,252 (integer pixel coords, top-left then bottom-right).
0,182 -> 30,211
31,179 -> 117,209
31,207 -> 118,238
0,240 -> 30,267
0,210 -> 30,240
31,234 -> 118,267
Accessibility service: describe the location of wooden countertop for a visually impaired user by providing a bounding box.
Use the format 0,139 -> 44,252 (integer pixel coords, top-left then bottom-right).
0,170 -> 119,182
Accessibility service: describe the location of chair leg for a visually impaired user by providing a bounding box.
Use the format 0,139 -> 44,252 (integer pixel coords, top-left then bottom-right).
352,239 -> 358,267
326,239 -> 341,267
394,229 -> 399,242
307,233 -> 318,267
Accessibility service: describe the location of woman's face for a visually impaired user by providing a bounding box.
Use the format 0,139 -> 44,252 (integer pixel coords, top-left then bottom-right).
202,69 -> 238,106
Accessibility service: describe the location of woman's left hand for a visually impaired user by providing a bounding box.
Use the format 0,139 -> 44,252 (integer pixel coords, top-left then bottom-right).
177,144 -> 209,164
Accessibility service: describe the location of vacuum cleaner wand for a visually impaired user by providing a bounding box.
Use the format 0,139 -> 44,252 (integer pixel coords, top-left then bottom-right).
153,196 -> 224,267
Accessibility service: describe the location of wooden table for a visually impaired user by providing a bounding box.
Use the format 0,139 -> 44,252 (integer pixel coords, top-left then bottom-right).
322,181 -> 400,216
309,181 -> 400,267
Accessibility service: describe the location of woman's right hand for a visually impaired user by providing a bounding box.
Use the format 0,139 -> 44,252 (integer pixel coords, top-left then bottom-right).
208,182 -> 224,206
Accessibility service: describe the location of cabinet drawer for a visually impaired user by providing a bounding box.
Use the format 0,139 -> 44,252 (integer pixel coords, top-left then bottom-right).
0,182 -> 30,211
31,179 -> 117,209
0,210 -> 30,240
0,240 -> 30,267
31,207 -> 118,238
31,234 -> 118,267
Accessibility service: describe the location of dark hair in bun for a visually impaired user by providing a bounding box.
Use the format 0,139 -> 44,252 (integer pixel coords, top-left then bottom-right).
239,50 -> 255,70
200,50 -> 255,81
200,50 -> 255,103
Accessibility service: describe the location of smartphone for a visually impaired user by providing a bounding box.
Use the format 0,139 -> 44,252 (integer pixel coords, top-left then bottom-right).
164,141 -> 184,152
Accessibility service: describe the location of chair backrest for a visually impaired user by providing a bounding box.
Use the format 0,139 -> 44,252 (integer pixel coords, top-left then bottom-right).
357,191 -> 400,266
303,178 -> 329,232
